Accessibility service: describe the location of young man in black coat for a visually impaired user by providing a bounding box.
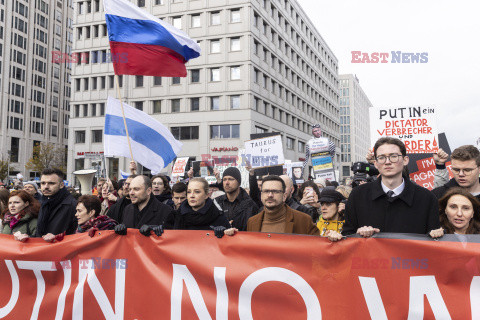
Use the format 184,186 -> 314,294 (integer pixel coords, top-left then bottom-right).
328,137 -> 440,241
37,168 -> 77,241
115,175 -> 172,236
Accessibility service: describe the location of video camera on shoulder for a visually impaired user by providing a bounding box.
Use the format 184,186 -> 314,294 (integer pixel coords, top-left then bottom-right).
350,162 -> 379,188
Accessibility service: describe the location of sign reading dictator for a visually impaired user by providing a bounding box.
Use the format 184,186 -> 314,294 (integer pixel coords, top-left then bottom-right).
0,232 -> 479,319
370,105 -> 439,153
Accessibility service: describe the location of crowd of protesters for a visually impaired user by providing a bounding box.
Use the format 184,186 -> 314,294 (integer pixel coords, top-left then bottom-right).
0,137 -> 479,243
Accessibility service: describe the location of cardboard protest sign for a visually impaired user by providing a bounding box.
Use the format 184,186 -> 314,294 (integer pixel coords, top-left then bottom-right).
370,105 -> 439,153
171,157 -> 189,177
244,135 -> 285,168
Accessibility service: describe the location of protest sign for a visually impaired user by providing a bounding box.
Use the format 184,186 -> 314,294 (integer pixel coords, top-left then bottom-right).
370,105 -> 439,153
171,157 -> 189,177
244,135 -> 285,168
0,232 -> 478,319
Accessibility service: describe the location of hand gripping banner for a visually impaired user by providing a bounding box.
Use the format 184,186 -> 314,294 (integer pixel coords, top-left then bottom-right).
0,231 -> 479,319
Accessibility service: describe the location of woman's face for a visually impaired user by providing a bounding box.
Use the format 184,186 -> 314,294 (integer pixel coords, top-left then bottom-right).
187,181 -> 208,211
75,202 -> 95,225
101,182 -> 113,198
302,187 -> 317,200
446,194 -> 474,234
152,177 -> 165,196
8,196 -> 29,215
320,202 -> 339,220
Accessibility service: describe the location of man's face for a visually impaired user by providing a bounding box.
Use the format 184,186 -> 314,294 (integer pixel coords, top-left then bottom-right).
312,127 -> 322,138
293,167 -> 302,179
129,177 -> 151,205
451,159 -> 480,189
261,181 -> 286,210
374,144 -> 409,179
97,180 -> 105,191
40,174 -> 63,197
172,191 -> 187,210
123,177 -> 133,198
280,175 -> 294,200
223,176 -> 239,194
23,184 -> 37,196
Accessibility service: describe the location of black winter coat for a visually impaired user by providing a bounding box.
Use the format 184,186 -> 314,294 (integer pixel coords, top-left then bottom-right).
214,188 -> 259,231
432,177 -> 480,201
172,198 -> 231,230
122,196 -> 172,229
107,196 -> 131,224
36,191 -> 77,236
342,177 -> 440,235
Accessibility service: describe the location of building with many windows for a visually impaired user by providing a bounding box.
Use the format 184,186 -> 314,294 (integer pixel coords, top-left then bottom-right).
0,0 -> 74,180
338,74 -> 373,180
67,0 -> 340,182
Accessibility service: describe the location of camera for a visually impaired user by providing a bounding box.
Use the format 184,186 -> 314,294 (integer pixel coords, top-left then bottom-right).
350,162 -> 378,188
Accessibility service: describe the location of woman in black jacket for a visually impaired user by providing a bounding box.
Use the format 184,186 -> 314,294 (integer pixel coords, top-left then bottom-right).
172,178 -> 235,237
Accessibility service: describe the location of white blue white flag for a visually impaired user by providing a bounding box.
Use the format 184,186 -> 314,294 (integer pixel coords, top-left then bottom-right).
120,169 -> 130,179
104,96 -> 182,174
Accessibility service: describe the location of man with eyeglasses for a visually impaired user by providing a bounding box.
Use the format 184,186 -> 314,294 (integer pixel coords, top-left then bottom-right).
246,175 -> 319,235
328,137 -> 439,241
432,145 -> 480,200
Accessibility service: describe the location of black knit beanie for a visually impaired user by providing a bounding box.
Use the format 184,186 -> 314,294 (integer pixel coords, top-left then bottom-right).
222,167 -> 242,185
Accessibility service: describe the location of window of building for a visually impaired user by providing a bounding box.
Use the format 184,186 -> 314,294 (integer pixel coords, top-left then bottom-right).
171,126 -> 199,140
210,68 -> 220,81
92,129 -> 102,143
230,37 -> 240,51
210,124 -> 239,139
135,101 -> 143,111
230,95 -> 240,109
172,77 -> 180,85
153,100 -> 162,113
135,75 -> 143,87
75,130 -> 86,143
210,96 -> 220,110
230,66 -> 240,80
210,11 -> 220,25
190,97 -> 200,111
230,9 -> 241,23
137,0 -> 145,7
171,99 -> 180,112
190,69 -> 200,83
172,16 -> 181,29
286,137 -> 294,150
298,141 -> 305,153
191,14 -> 200,28
210,39 -> 220,53
10,138 -> 20,162
154,77 -> 162,85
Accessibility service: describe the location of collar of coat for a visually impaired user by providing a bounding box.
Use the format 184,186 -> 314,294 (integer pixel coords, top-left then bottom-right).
370,177 -> 415,206
249,204 -> 297,233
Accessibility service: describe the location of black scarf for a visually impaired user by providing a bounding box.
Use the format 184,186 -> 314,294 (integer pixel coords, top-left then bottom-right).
133,196 -> 154,227
155,193 -> 172,203
37,187 -> 70,236
177,198 -> 221,229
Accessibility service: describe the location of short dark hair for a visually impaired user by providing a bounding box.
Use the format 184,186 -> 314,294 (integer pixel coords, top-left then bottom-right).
439,187 -> 480,234
172,182 -> 187,194
451,145 -> 480,166
41,168 -> 65,181
373,137 -> 407,157
261,175 -> 286,192
77,195 -> 102,218
152,174 -> 171,194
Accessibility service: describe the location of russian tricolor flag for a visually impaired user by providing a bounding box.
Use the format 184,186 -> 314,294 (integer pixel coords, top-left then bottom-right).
104,0 -> 201,77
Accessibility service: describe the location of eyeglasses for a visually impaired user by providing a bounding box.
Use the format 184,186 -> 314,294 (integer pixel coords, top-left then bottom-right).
261,189 -> 283,195
375,154 -> 403,164
152,182 -> 164,186
451,167 -> 478,175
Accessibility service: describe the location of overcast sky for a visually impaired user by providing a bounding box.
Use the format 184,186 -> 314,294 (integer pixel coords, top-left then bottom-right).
297,0 -> 480,150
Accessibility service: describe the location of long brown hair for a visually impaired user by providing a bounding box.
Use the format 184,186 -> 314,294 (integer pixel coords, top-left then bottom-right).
439,187 -> 480,234
1,190 -> 40,219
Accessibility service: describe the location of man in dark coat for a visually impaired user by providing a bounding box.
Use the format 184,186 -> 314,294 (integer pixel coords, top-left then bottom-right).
107,174 -> 136,223
36,168 -> 77,240
432,145 -> 480,200
214,167 -> 259,231
338,137 -> 440,238
120,175 -> 172,229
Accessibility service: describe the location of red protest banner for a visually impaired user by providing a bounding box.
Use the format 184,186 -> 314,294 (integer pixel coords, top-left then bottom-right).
410,157 -> 453,190
0,231 -> 478,319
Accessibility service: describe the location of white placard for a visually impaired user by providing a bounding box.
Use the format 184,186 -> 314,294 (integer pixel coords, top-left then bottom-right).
171,157 -> 189,177
243,135 -> 285,168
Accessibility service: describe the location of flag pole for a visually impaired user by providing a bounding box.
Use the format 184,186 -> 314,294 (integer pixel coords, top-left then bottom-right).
114,74 -> 135,161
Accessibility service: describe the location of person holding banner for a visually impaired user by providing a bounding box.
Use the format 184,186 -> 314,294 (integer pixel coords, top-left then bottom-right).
316,188 -> 346,236
329,137 -> 440,241
170,178 -> 233,238
1,191 -> 39,240
75,195 -> 118,237
302,124 -> 336,177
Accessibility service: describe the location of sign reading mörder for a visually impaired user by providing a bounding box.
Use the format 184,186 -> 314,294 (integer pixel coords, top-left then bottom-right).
369,106 -> 439,153
244,135 -> 285,168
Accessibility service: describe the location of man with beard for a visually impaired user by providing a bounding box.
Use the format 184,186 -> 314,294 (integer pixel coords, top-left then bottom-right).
115,175 -> 172,236
246,175 -> 319,235
107,174 -> 136,224
36,168 -> 77,241
214,167 -> 259,231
